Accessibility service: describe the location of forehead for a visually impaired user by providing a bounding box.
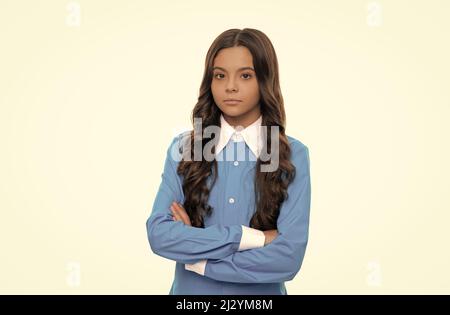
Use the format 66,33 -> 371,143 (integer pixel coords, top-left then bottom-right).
213,46 -> 254,69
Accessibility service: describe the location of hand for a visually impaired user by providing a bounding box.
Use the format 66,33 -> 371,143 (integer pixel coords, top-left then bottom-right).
170,201 -> 192,226
263,229 -> 278,245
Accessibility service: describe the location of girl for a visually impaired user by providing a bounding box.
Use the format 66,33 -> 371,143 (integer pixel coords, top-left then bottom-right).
146,28 -> 311,295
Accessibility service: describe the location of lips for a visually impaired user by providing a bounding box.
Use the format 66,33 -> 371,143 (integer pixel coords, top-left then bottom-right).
224,99 -> 242,105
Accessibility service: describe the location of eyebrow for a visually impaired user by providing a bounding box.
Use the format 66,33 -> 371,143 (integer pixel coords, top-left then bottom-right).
212,66 -> 255,72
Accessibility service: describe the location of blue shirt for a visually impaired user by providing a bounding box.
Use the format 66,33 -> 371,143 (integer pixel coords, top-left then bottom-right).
146,122 -> 311,295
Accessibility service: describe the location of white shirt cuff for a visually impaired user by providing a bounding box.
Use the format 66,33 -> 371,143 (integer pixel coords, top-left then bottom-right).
185,259 -> 207,276
238,225 -> 266,251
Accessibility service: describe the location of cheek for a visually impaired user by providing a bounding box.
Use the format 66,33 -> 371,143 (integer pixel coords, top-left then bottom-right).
245,81 -> 260,99
210,83 -> 223,108
210,82 -> 220,95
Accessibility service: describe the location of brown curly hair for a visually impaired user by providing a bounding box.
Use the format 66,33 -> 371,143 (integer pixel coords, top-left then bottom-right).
177,28 -> 296,230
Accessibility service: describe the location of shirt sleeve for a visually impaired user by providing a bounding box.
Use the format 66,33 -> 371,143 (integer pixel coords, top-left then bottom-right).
185,141 -> 311,283
146,134 -> 266,265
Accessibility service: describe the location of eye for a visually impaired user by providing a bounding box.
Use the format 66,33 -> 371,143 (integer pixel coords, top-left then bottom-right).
213,73 -> 253,80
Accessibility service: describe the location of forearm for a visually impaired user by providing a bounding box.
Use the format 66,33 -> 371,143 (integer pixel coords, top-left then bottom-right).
146,212 -> 265,264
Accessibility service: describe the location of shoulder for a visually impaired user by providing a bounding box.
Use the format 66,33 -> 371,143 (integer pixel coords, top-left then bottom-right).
286,135 -> 310,174
171,130 -> 191,149
166,130 -> 192,163
286,135 -> 309,155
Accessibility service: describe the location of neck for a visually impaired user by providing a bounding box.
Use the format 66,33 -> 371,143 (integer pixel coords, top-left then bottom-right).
222,106 -> 261,129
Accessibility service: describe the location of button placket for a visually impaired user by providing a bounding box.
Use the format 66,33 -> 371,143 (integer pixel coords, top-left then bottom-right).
226,141 -> 240,210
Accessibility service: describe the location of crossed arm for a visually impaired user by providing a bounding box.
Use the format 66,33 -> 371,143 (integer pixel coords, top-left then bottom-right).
146,135 -> 311,283
170,201 -> 278,246
146,135 -> 275,265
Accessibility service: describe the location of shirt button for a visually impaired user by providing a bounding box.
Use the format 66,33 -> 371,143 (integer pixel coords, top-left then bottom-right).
233,161 -> 239,166
228,197 -> 235,204
232,132 -> 243,142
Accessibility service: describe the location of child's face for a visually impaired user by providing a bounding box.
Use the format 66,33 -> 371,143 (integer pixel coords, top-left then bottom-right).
211,46 -> 260,122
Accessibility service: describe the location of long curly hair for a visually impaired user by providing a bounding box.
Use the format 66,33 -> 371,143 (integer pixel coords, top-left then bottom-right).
177,28 -> 296,230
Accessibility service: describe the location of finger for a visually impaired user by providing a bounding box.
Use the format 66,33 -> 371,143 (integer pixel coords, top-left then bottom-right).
173,203 -> 191,226
171,205 -> 182,222
170,209 -> 177,221
172,202 -> 191,225
174,210 -> 189,225
173,210 -> 182,222
172,202 -> 184,211
172,202 -> 186,216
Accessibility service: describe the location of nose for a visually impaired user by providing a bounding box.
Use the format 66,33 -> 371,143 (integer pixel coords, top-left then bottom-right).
225,78 -> 238,93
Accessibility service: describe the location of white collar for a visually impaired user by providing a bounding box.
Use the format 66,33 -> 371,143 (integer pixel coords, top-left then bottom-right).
216,113 -> 264,158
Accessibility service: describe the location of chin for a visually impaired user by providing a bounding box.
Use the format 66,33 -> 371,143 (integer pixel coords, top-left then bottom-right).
220,106 -> 246,117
